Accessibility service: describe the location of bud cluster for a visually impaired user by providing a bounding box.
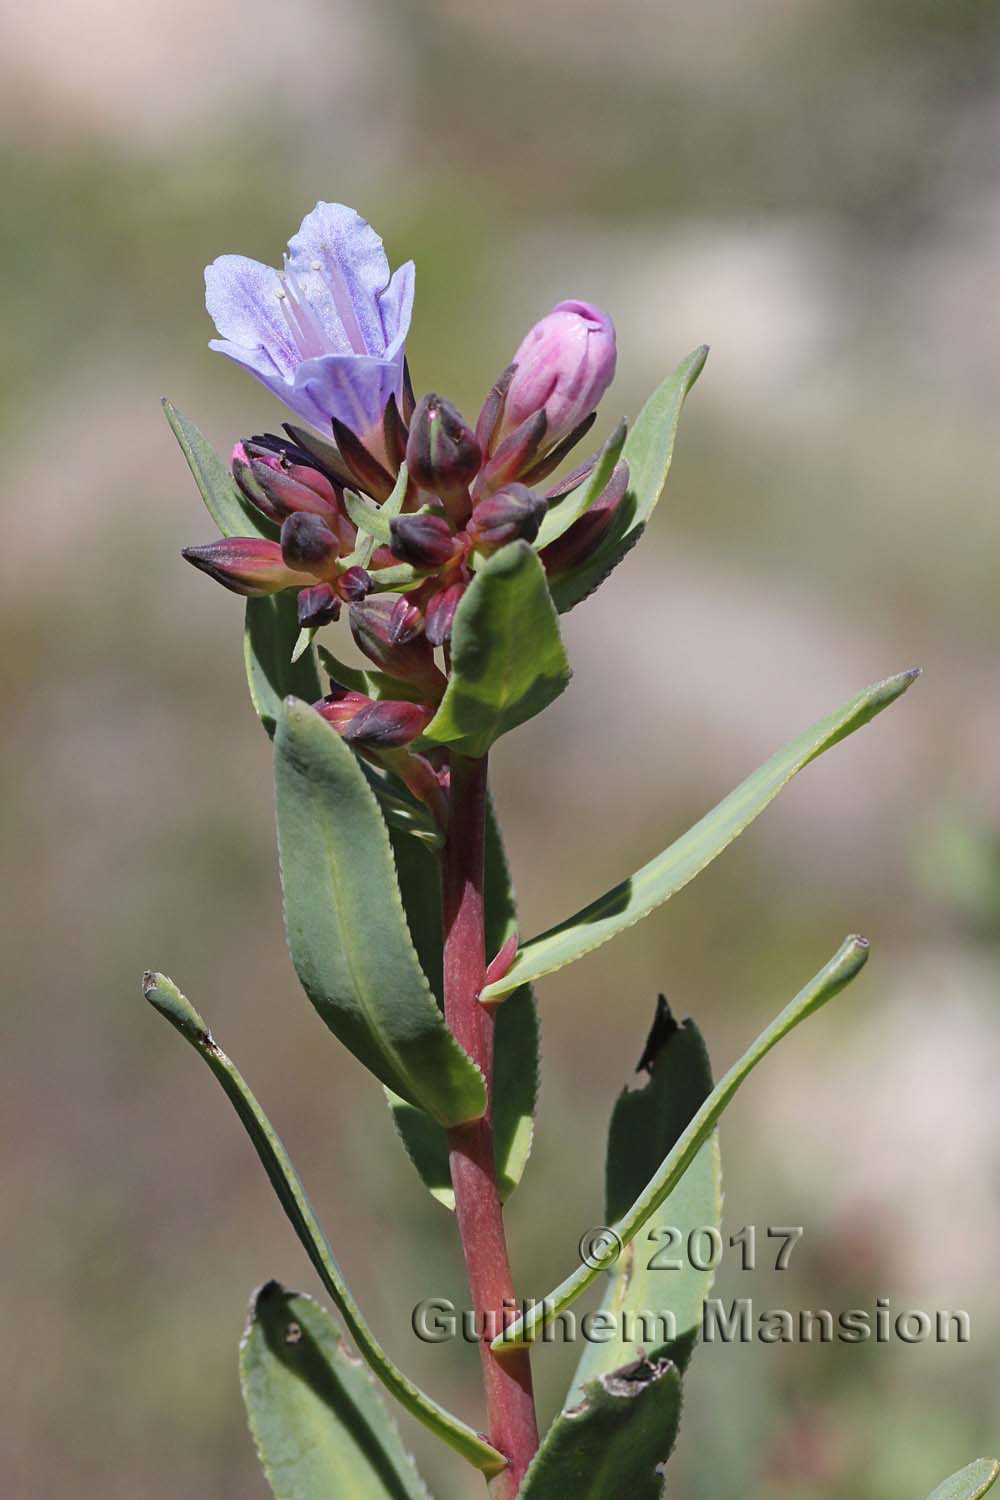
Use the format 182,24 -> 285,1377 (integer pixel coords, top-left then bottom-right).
182,299 -> 625,823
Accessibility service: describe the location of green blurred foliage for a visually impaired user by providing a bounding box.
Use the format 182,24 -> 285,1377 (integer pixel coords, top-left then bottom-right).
3,1 -> 999,1496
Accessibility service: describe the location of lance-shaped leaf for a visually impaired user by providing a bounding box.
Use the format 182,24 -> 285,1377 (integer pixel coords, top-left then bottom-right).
483,669 -> 918,1002
274,699 -> 486,1127
164,399 -> 277,541
246,594 -> 323,738
494,936 -> 868,1349
549,346 -> 707,614
419,542 -> 571,758
928,1461 -> 1000,1500
387,803 -> 539,1207
517,1357 -> 682,1500
533,419 -> 628,551
241,1283 -> 433,1500
142,974 -> 504,1476
569,1008 -> 720,1401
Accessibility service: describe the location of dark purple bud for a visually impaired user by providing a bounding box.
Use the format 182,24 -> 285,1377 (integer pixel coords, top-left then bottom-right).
331,418 -> 396,502
479,409 -> 548,490
424,581 -> 468,647
470,484 -> 548,554
280,513 -> 340,577
541,459 -> 630,577
389,513 -> 457,568
335,565 -> 372,603
406,394 -> 482,519
341,699 -> 434,750
181,537 -> 307,597
349,597 -> 445,692
297,583 -> 341,628
498,300 -> 616,451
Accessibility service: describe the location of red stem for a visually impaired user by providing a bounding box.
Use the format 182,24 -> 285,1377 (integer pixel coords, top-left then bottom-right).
442,752 -> 539,1496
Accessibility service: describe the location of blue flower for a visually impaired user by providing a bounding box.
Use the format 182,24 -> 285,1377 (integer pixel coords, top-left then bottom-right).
205,202 -> 414,442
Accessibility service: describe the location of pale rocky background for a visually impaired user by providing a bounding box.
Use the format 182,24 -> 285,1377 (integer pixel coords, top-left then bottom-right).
2,1 -> 999,1496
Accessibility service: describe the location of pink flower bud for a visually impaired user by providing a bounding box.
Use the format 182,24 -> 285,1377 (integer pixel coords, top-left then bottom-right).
494,300 -> 616,453
181,537 -> 308,597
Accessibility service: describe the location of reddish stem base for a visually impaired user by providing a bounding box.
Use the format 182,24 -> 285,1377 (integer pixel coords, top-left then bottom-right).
442,753 -> 538,1495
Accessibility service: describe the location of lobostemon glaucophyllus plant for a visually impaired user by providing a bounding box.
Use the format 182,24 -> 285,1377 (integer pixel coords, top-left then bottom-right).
147,202 -> 993,1500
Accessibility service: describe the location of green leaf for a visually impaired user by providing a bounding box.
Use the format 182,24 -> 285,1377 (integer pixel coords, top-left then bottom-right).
569,1012 -> 721,1401
388,803 -> 540,1207
534,419 -> 628,551
549,346 -> 707,613
928,1461 -> 1000,1500
483,668 -> 919,1002
141,973 -> 504,1477
164,399 -> 277,541
518,1357 -> 682,1500
241,1283 -> 433,1500
274,698 -> 486,1126
246,595 -> 323,738
419,542 -> 571,758
494,936 -> 869,1349
345,489 -> 392,543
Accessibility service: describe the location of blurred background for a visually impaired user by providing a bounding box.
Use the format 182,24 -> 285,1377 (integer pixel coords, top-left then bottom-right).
3,0 -> 999,1495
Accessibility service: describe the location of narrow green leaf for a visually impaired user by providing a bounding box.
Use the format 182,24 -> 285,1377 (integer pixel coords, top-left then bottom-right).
368,563 -> 429,591
549,346 -> 707,613
534,420 -> 627,551
291,627 -> 316,664
241,1283 -> 433,1500
164,399 -> 277,541
569,1013 -> 721,1400
245,595 -> 323,739
518,1357 -> 682,1500
494,936 -> 869,1349
142,973 -> 504,1477
419,542 -> 571,758
928,1461 -> 1000,1500
483,669 -> 919,1002
274,699 -> 486,1126
388,803 -> 540,1207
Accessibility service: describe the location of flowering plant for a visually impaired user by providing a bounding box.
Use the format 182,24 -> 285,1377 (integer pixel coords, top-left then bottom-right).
147,202 -> 992,1500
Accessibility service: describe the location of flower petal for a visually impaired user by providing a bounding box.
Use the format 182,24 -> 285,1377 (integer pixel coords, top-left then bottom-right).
293,352 -> 405,440
205,255 -> 296,375
286,202 -> 396,357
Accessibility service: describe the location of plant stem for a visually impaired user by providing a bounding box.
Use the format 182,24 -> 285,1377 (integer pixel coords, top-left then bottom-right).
442,752 -> 539,1496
